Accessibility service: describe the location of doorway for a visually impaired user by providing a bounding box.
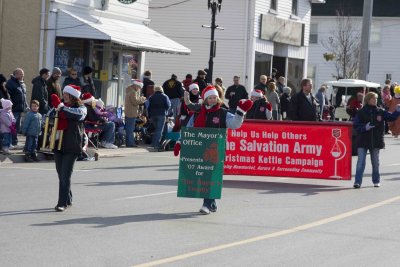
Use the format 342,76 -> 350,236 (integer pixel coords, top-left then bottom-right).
272,56 -> 286,80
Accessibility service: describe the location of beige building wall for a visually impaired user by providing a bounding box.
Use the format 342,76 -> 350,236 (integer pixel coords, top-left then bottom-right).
0,0 -> 43,100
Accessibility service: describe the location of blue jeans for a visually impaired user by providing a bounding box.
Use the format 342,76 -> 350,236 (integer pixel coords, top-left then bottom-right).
169,98 -> 181,120
354,148 -> 380,185
99,122 -> 115,144
151,115 -> 166,149
2,132 -> 11,149
24,135 -> 38,154
125,117 -> 136,147
12,111 -> 22,145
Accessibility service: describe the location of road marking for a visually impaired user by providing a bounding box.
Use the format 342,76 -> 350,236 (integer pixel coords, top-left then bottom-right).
0,166 -> 90,172
114,191 -> 176,200
133,195 -> 400,267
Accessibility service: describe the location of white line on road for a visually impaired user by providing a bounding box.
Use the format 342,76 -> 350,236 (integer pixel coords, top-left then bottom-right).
114,191 -> 176,201
133,195 -> 400,267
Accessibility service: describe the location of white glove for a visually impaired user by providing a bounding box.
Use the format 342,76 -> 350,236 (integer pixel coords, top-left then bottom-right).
365,122 -> 375,131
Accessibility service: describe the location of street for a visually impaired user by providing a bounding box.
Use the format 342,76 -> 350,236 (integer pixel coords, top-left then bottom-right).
1,137 -> 400,267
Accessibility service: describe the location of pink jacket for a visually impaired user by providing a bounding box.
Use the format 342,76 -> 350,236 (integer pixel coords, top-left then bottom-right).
0,109 -> 16,133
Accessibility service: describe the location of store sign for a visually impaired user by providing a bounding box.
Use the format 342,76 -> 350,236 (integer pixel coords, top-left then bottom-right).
178,127 -> 226,199
260,14 -> 304,46
117,0 -> 137,4
224,120 -> 352,180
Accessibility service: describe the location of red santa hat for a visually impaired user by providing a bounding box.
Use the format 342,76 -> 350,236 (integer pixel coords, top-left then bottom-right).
202,85 -> 219,100
189,83 -> 199,91
132,79 -> 143,88
82,93 -> 95,104
63,84 -> 81,99
251,89 -> 264,98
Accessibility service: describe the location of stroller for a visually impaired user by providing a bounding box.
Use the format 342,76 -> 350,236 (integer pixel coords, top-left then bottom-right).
134,115 -> 148,145
105,105 -> 125,147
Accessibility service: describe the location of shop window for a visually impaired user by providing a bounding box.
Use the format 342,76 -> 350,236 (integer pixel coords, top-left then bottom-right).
122,53 -> 139,80
254,52 -> 272,82
54,38 -> 88,76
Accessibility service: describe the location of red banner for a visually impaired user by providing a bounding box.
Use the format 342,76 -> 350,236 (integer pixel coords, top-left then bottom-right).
224,120 -> 352,180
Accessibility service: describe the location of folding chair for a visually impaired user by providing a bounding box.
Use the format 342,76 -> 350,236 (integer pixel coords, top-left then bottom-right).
84,121 -> 103,149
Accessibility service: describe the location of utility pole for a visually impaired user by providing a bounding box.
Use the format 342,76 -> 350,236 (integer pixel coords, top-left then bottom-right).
203,0 -> 223,84
358,0 -> 373,81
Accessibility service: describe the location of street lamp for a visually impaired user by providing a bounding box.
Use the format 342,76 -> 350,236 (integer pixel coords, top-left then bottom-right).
202,0 -> 224,84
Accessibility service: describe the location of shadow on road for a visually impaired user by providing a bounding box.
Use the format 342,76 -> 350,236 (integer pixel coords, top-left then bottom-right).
31,212 -> 201,228
223,180 -> 352,196
0,208 -> 55,217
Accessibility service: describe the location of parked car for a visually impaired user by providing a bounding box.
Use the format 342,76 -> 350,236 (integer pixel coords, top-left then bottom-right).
322,79 -> 381,121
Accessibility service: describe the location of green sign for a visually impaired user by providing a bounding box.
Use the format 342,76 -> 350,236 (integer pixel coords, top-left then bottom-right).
178,127 -> 226,199
117,0 -> 137,4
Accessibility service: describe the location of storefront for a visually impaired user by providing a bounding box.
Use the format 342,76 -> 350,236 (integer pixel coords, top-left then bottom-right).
48,8 -> 190,107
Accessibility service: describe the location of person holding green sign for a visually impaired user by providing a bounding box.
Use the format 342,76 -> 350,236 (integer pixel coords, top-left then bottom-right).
175,85 -> 253,214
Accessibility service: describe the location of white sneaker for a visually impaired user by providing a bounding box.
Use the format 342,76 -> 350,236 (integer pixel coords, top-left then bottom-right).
199,205 -> 210,215
374,183 -> 381,187
102,142 -> 118,149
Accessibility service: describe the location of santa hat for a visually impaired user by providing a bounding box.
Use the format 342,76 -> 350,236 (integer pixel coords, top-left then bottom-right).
132,79 -> 143,88
96,98 -> 105,108
63,84 -> 81,99
189,83 -> 199,91
82,93 -> 95,104
202,85 -> 219,100
251,89 -> 264,98
0,98 -> 12,109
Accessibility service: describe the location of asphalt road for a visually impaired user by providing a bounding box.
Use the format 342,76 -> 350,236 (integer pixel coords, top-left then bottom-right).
1,137 -> 400,267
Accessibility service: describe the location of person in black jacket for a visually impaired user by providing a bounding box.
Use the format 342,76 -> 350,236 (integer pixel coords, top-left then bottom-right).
49,85 -> 87,212
62,68 -> 82,89
141,70 -> 155,98
31,68 -> 50,115
193,70 -> 208,94
353,92 -> 400,189
147,86 -> 171,151
280,86 -> 291,120
246,89 -> 272,120
0,74 -> 10,106
162,74 -> 184,121
288,79 -> 320,121
6,68 -> 28,146
225,75 -> 248,113
81,66 -> 96,97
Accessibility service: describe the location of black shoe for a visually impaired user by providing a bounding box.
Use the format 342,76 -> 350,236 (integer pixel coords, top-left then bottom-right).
210,202 -> 218,212
353,183 -> 361,189
24,154 -> 34,162
54,206 -> 66,212
31,153 -> 40,162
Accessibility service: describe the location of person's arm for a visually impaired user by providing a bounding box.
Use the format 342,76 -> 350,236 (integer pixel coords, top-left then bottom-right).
21,113 -> 31,134
226,99 -> 252,129
383,107 -> 400,122
61,105 -> 87,121
287,95 -> 299,120
265,102 -> 272,120
129,92 -> 146,105
225,87 -> 231,100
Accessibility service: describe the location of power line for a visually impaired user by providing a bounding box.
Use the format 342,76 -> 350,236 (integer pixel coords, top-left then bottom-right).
149,0 -> 192,9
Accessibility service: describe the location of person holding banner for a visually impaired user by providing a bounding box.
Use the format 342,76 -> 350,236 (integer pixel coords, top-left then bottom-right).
175,85 -> 253,214
246,89 -> 272,120
353,92 -> 400,189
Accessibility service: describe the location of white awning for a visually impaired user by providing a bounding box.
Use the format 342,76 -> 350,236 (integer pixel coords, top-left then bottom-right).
56,9 -> 190,55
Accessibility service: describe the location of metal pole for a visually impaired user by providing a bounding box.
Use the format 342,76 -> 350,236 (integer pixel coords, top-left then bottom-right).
208,3 -> 217,84
358,0 -> 373,81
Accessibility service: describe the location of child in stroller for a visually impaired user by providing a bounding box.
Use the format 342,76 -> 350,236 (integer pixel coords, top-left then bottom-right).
105,105 -> 125,147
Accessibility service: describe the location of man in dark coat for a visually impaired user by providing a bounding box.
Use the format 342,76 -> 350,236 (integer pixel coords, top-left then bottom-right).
225,75 -> 248,113
193,70 -> 208,94
6,68 -> 28,145
162,74 -> 184,120
141,70 -> 155,98
47,67 -> 62,108
31,68 -> 50,115
81,66 -> 96,97
288,78 -> 320,121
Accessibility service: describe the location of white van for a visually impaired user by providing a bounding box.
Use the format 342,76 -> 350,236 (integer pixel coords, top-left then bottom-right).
322,79 -> 381,120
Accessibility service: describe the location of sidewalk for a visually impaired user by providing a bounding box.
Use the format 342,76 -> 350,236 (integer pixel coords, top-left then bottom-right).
0,135 -> 160,164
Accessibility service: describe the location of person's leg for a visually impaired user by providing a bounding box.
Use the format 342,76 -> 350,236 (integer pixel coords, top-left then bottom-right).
370,148 -> 381,185
125,117 -> 135,147
100,122 -> 115,144
152,116 -> 166,149
354,147 -> 367,186
31,136 -> 40,161
56,152 -> 78,208
272,110 -> 278,120
54,152 -> 65,207
2,133 -> 11,153
12,112 -> 21,145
